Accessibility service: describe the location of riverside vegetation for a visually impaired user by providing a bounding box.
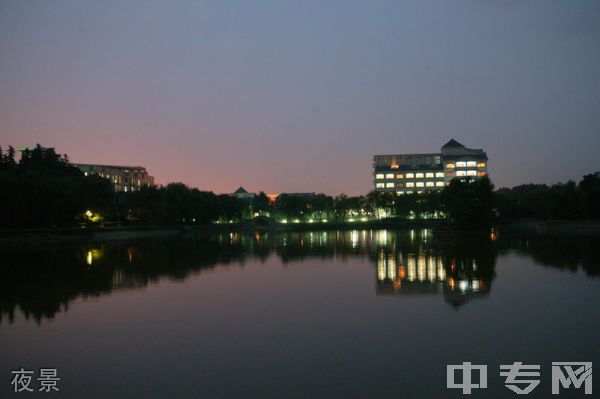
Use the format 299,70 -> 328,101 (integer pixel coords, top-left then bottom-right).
1,144 -> 599,229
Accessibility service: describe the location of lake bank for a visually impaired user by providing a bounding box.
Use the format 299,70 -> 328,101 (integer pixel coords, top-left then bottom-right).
0,220 -> 445,248
1,219 -> 599,248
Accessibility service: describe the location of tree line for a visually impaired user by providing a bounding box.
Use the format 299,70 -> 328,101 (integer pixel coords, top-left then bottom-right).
1,144 -> 598,228
493,173 -> 600,220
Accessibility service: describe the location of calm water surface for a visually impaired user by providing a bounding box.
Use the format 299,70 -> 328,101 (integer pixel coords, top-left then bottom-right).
1,229 -> 599,398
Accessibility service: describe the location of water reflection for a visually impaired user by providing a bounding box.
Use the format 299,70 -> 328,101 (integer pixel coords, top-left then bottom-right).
374,231 -> 496,307
0,229 -> 598,324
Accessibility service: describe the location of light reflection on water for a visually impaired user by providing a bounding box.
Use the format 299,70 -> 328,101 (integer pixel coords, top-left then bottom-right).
1,229 -> 599,398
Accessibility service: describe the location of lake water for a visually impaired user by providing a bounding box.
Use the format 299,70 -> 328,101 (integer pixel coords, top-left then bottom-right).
1,229 -> 599,398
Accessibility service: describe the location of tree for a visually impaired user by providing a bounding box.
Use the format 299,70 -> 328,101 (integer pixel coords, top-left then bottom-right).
253,192 -> 271,216
442,176 -> 494,227
0,144 -> 114,227
579,172 -> 600,219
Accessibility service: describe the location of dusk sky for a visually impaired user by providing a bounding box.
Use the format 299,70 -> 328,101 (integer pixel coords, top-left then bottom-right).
1,0 -> 599,195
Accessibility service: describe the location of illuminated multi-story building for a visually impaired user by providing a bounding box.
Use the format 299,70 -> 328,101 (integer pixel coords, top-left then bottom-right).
74,164 -> 155,192
373,139 -> 488,194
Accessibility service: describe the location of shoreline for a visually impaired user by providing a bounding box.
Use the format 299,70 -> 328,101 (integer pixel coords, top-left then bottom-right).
1,219 -> 600,248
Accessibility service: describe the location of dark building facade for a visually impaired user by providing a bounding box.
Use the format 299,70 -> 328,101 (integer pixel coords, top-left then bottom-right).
74,164 -> 155,192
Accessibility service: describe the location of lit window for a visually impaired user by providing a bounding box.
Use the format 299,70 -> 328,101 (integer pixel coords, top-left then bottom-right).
376,174 -> 384,179
396,174 -> 404,179
406,173 -> 414,178
386,182 -> 394,188
477,171 -> 487,177
456,161 -> 467,167
425,172 -> 434,178
406,182 -> 415,188
397,191 -> 404,195
467,161 -> 477,167
426,181 -> 434,187
416,182 -> 424,188
435,172 -> 444,178
406,191 -> 413,194
416,173 -> 424,178
124,186 -> 128,192
385,173 -> 394,179
477,162 -> 486,168
376,183 -> 385,188
467,170 -> 477,176
446,163 -> 455,169
456,171 -> 467,177
435,181 -> 444,187
396,182 -> 404,188
391,164 -> 399,169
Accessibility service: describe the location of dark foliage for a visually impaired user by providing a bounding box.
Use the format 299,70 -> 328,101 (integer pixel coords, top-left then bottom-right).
442,176 -> 494,227
0,145 -> 114,227
494,172 -> 600,220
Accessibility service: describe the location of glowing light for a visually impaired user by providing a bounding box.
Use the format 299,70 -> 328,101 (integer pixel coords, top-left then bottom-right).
281,219 -> 288,224
418,255 -> 426,281
85,249 -> 102,266
398,265 -> 406,279
387,255 -> 396,280
351,230 -> 359,248
428,256 -> 436,281
308,219 -> 314,223
490,228 -> 498,241
293,219 -> 300,223
377,251 -> 386,281
322,219 -> 328,223
407,255 -> 416,281
83,210 -> 102,223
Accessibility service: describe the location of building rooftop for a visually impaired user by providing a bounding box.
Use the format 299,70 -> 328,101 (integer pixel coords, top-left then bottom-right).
74,163 -> 147,170
441,138 -> 465,149
233,186 -> 249,194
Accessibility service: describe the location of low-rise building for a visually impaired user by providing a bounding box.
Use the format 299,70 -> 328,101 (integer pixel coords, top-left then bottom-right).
232,186 -> 256,200
74,164 -> 155,192
373,139 -> 488,194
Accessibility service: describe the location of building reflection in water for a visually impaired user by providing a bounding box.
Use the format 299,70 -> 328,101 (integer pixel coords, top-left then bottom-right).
374,232 -> 495,308
5,228 -> 600,324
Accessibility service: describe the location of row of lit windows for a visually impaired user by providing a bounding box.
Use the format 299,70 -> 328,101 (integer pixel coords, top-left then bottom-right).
376,181 -> 445,189
85,171 -> 146,187
446,161 -> 486,169
457,170 -> 477,177
376,172 -> 445,179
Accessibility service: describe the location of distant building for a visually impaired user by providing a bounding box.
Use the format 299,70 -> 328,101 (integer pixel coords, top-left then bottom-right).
373,139 -> 488,194
232,186 -> 256,199
74,164 -> 155,192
